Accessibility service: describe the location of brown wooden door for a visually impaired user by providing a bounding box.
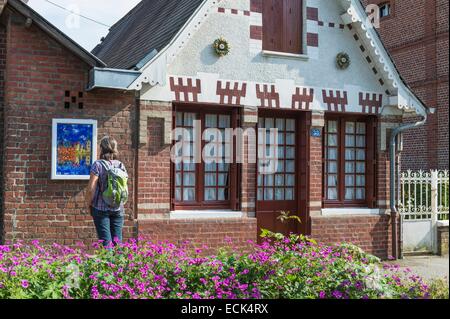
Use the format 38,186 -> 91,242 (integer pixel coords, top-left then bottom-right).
256,111 -> 309,238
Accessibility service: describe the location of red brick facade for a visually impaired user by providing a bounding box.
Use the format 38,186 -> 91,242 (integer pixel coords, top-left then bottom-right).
0,14 -> 137,245
363,0 -> 449,170
0,24 -> 6,241
0,2 -> 413,259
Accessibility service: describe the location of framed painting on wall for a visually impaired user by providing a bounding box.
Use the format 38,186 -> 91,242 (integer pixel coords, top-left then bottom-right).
51,119 -> 98,180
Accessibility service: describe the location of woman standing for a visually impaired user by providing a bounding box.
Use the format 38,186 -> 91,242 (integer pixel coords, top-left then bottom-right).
86,136 -> 128,247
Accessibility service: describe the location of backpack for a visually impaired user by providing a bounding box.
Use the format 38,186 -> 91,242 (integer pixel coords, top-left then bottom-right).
99,160 -> 129,209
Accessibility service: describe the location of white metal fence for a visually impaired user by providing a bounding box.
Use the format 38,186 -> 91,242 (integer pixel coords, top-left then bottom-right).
400,170 -> 449,254
400,170 -> 449,221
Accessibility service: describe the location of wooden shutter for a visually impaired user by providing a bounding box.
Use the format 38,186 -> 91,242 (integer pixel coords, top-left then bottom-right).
262,0 -> 284,52
283,0 -> 302,54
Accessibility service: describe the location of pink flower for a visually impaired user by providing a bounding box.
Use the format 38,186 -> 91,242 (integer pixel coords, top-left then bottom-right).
319,291 -> 326,299
21,280 -> 29,289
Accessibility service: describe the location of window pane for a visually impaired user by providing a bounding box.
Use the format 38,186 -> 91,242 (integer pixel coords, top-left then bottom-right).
275,188 -> 284,200
345,175 -> 355,186
356,136 -> 366,147
205,189 -> 216,201
276,161 -> 285,173
356,175 -> 365,187
264,175 -> 274,186
356,188 -> 365,200
328,134 -> 338,146
356,162 -> 365,174
265,118 -> 274,128
276,118 -> 285,130
257,175 -> 263,187
328,121 -> 337,133
345,188 -> 355,200
285,188 -> 294,200
183,188 -> 195,201
264,188 -> 274,200
327,148 -> 338,160
328,175 -> 338,187
277,133 -> 285,145
258,188 -> 263,200
356,123 -> 366,134
345,149 -> 355,160
277,146 -> 285,159
205,174 -> 216,186
356,149 -> 366,161
184,113 -> 195,126
286,161 -> 295,173
175,173 -> 182,186
345,135 -> 355,147
286,133 -> 295,145
219,115 -> 230,128
328,188 -> 338,200
286,147 -> 295,159
184,173 -> 195,186
275,175 -> 284,186
346,122 -> 355,134
328,162 -> 338,174
175,188 -> 182,201
176,112 -> 183,126
286,174 -> 295,187
205,114 -> 217,128
345,162 -> 355,173
286,119 -> 295,131
218,188 -> 227,201
218,173 -> 228,186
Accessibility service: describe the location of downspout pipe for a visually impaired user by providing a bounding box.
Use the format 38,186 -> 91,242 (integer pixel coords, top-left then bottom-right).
389,113 -> 427,260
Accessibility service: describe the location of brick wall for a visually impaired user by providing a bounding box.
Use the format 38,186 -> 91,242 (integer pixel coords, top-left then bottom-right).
363,0 -> 449,171
0,23 -> 6,242
1,14 -> 137,246
311,215 -> 394,259
139,219 -> 257,254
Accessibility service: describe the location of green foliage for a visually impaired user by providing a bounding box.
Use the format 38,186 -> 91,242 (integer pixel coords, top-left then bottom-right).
428,278 -> 449,299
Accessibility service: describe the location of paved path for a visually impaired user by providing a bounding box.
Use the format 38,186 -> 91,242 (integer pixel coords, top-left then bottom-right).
389,255 -> 449,282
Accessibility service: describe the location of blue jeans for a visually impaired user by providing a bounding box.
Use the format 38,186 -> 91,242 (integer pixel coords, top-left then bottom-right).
91,207 -> 124,248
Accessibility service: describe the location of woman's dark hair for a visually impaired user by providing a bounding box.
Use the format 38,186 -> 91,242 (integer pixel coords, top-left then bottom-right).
99,136 -> 119,161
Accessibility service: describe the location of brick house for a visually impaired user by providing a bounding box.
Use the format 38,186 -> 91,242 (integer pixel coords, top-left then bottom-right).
0,0 -> 433,259
362,0 -> 449,171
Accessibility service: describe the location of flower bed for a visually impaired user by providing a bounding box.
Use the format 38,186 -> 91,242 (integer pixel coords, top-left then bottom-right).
0,235 -> 442,299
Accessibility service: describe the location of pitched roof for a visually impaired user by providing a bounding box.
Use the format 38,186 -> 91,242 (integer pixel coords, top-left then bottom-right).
92,0 -> 205,70
2,0 -> 105,67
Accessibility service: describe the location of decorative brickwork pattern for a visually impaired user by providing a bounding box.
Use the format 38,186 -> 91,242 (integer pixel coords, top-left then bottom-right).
256,84 -> 280,108
216,81 -> 247,105
322,90 -> 348,112
292,87 -> 314,110
359,92 -> 383,114
169,77 -> 202,103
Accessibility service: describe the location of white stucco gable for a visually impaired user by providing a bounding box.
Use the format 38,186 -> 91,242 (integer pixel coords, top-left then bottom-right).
129,0 -> 428,117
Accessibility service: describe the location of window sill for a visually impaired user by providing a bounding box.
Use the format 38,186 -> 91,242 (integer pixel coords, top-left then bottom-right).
321,208 -> 381,217
170,210 -> 244,220
262,50 -> 309,61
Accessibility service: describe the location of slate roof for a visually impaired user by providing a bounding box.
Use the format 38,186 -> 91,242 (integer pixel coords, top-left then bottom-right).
92,0 -> 205,70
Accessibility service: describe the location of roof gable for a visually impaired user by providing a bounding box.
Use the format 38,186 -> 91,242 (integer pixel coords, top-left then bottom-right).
128,0 -> 428,116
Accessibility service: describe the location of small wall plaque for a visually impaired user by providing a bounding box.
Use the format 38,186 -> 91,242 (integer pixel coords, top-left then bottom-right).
311,128 -> 322,138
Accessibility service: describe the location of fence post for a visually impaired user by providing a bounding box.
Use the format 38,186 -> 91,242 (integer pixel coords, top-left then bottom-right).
431,170 -> 438,254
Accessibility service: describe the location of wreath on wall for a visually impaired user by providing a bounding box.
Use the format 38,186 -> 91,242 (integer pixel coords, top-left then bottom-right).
336,52 -> 351,69
213,37 -> 231,57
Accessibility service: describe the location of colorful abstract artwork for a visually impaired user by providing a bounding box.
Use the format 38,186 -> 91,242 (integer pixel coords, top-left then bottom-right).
51,119 -> 97,180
